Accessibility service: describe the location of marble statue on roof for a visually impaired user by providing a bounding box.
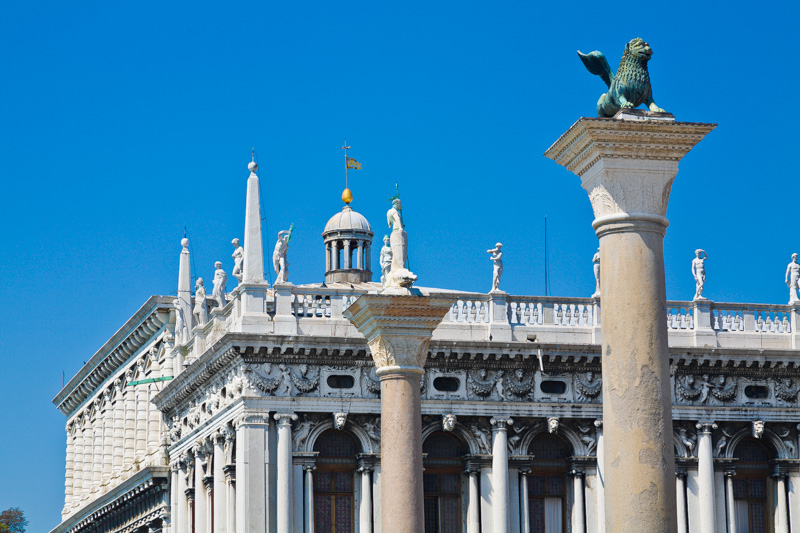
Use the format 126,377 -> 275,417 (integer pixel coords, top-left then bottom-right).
212,262 -> 227,309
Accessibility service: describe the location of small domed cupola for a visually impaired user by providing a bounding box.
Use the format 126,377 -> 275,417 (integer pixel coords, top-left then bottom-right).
323,199 -> 374,283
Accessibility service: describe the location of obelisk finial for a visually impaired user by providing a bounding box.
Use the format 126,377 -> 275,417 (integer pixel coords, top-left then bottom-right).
242,151 -> 264,283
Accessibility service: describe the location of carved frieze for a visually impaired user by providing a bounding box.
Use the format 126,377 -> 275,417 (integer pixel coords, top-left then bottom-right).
573,371 -> 602,402
675,374 -> 738,406
244,363 -> 320,397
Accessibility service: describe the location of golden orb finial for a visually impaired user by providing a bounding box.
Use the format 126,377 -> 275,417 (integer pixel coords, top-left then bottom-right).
342,187 -> 353,205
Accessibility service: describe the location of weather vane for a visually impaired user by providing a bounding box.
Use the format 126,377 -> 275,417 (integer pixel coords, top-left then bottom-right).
341,139 -> 361,204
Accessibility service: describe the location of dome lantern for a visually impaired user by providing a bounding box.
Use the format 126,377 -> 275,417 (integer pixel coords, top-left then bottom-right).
322,205 -> 374,283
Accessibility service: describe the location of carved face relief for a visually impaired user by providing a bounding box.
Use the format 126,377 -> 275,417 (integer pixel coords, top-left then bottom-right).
515,368 -> 523,380
334,412 -> 348,431
548,417 -> 560,434
442,414 -> 457,432
752,420 -> 765,439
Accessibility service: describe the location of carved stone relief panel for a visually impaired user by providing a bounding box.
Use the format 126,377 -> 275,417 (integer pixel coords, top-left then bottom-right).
320,366 -> 361,398
244,363 -> 320,398
531,371 -> 572,403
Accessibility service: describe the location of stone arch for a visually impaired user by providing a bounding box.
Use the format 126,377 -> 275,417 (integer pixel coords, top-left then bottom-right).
518,423 -> 582,456
303,417 -> 375,454
726,427 -> 788,459
421,419 -> 480,454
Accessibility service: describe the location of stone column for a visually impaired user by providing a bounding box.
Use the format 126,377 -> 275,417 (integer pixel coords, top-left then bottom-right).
101,394 -> 113,483
112,381 -> 125,482
147,383 -> 161,459
344,240 -> 352,269
235,413 -> 270,533
81,418 -> 93,500
724,469 -> 736,533
464,460 -> 481,533
326,244 -> 331,273
357,243 -> 364,270
570,466 -> 586,533
135,379 -> 148,460
123,369 -> 136,469
696,422 -> 717,533
519,468 -> 531,533
366,244 -> 371,272
274,413 -> 298,533
594,420 -> 605,533
92,403 -> 103,490
169,461 -> 181,533
62,422 -> 75,516
344,293 -> 453,533
222,428 -> 236,533
545,113 -> 715,532
773,467 -> 789,533
304,465 -> 316,533
183,449 -> 195,533
71,420 -> 83,511
332,241 -> 339,270
675,468 -> 688,533
174,458 -> 187,533
358,462 -> 374,532
194,444 -> 208,533
213,434 -> 226,532
491,417 -> 513,533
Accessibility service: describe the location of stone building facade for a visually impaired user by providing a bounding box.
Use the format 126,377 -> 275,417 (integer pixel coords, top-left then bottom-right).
51,161 -> 800,533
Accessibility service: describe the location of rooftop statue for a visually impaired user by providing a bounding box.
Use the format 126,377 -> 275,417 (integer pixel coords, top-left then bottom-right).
578,38 -> 666,118
212,261 -> 227,309
384,198 -> 417,289
692,249 -> 708,301
487,242 -> 503,293
379,235 -> 392,286
192,278 -> 209,327
786,253 -> 800,304
592,248 -> 600,298
231,238 -> 243,283
273,227 -> 292,284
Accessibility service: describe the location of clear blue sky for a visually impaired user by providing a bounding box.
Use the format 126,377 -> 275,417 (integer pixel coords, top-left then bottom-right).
1,1 -> 798,530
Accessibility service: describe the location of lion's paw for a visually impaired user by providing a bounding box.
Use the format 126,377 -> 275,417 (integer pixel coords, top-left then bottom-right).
620,101 -> 634,108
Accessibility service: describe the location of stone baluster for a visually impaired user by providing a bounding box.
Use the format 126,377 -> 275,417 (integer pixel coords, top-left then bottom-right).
724,469 -> 736,533
519,468 -> 531,533
545,114 -> 715,532
62,422 -> 75,516
696,422 -> 717,533
344,293 -> 453,533
676,468 -> 688,533
490,417 -> 512,533
274,413 -> 298,533
570,466 -> 586,533
358,456 -> 374,533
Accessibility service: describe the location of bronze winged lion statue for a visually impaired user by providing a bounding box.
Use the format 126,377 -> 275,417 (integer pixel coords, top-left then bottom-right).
578,38 -> 666,118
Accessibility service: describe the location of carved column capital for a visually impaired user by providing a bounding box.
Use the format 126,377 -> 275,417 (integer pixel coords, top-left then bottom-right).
490,417 -> 514,430
233,412 -> 270,429
724,469 -> 736,479
675,467 -> 687,478
274,413 -> 298,427
593,419 -> 603,429
519,467 -> 532,476
695,421 -> 718,434
343,294 -> 455,376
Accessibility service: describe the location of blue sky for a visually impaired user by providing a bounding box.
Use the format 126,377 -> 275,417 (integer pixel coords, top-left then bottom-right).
1,1 -> 798,530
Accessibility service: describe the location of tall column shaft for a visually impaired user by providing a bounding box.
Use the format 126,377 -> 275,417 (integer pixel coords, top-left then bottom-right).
594,420 -> 605,533
112,385 -> 124,480
467,470 -> 481,533
676,471 -> 687,533
304,466 -> 316,533
274,413 -> 297,533
775,473 -> 789,533
344,293 -> 453,533
519,469 -> 530,533
357,243 -> 364,270
194,449 -> 207,533
571,469 -> 586,533
491,418 -> 512,533
63,423 -> 75,515
332,241 -> 339,270
344,241 -> 352,269
175,462 -> 186,533
724,471 -> 736,533
71,423 -> 83,510
359,466 -> 373,532
213,438 -> 226,532
545,115 -> 715,532
696,422 -> 717,533
381,372 -> 424,531
235,413 -> 269,533
123,371 -> 136,468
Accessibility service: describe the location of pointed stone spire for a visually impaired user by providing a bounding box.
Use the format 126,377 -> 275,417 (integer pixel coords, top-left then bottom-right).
177,236 -> 193,332
243,157 -> 265,283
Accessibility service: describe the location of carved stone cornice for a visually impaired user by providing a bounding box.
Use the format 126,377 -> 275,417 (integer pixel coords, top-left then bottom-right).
54,296 -> 172,416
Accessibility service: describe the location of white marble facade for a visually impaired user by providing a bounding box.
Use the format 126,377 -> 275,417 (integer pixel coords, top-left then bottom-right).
51,159 -> 800,533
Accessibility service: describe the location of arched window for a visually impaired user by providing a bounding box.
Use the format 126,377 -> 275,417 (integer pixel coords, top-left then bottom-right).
526,433 -> 571,533
732,438 -> 773,533
313,429 -> 359,532
422,432 -> 464,533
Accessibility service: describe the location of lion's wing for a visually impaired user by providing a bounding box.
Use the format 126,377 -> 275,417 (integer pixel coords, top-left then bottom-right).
578,50 -> 614,88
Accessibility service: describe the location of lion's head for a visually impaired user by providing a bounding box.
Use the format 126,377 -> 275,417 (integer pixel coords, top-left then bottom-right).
625,37 -> 653,62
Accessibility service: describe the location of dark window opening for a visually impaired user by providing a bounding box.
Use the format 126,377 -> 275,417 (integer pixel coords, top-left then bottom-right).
326,375 -> 355,389
744,385 -> 769,399
433,377 -> 460,392
540,380 -> 567,394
